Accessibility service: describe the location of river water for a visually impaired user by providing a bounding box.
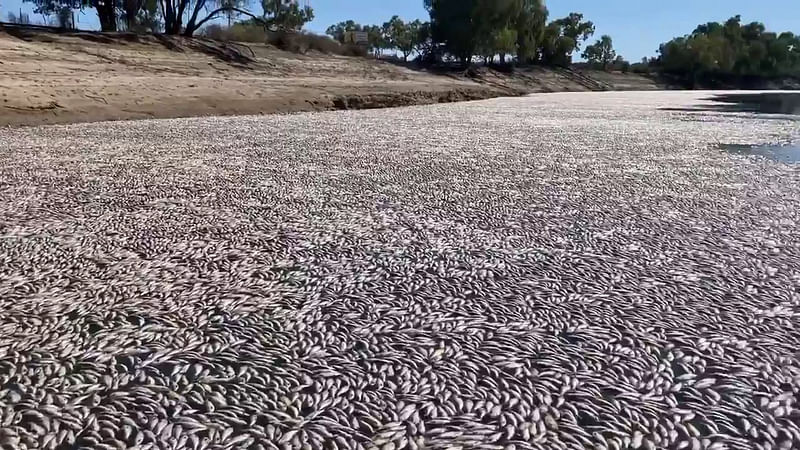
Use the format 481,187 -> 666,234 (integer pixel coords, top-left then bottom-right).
710,92 -> 800,163
722,142 -> 800,163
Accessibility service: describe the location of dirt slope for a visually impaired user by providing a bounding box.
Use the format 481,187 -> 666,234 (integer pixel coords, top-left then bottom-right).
0,26 -> 661,126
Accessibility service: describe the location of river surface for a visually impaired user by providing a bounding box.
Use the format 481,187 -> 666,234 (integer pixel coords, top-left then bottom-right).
722,142 -> 800,163
710,92 -> 800,162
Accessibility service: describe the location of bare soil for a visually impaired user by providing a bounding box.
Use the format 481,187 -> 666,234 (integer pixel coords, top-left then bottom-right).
0,25 -> 661,127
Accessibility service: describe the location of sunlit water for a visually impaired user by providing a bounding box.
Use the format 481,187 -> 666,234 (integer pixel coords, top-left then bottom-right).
721,143 -> 800,163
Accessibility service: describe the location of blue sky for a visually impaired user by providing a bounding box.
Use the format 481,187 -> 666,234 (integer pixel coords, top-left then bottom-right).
2,0 -> 798,60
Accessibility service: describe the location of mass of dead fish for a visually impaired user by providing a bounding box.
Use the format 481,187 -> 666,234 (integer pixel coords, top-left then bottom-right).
1,91 -> 799,450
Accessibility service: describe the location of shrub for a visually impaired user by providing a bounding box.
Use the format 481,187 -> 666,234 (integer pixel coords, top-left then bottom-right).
631,63 -> 651,74
341,44 -> 368,57
267,30 -> 367,56
201,23 -> 266,43
200,24 -> 368,57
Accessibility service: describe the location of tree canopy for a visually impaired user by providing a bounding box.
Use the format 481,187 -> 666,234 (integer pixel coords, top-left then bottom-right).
425,0 -> 479,64
261,0 -> 313,30
514,0 -> 548,64
325,16 -> 432,61
583,35 -> 616,70
656,16 -> 800,84
24,0 -> 118,31
326,20 -> 364,43
383,16 -> 420,61
422,0 -> 594,66
23,0 -> 311,35
553,13 -> 595,53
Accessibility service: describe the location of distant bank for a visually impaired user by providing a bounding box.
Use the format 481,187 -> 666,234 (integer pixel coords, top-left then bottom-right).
0,26 -> 794,127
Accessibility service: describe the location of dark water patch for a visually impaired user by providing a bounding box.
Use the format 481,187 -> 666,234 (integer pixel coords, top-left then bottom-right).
721,143 -> 800,163
663,92 -> 800,115
710,93 -> 800,114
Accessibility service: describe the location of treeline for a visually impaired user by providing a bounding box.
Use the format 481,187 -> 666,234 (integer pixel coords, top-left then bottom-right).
9,0 -> 799,85
11,0 -> 621,69
15,0 -> 313,36
654,16 -> 800,85
326,18 -> 431,62
326,0 -> 620,67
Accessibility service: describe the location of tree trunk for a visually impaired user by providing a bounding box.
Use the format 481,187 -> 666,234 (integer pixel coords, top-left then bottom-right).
124,0 -> 143,30
96,0 -> 117,32
164,0 -> 189,35
165,15 -> 181,34
499,53 -> 506,64
161,0 -> 181,34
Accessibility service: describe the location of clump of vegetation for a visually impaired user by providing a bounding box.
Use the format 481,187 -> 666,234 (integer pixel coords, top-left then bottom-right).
654,16 -> 800,86
326,1 -> 598,67
325,19 -> 429,60
582,35 -> 615,70
269,30 -> 366,56
200,24 -> 365,57
21,0 -> 313,35
200,23 -> 267,42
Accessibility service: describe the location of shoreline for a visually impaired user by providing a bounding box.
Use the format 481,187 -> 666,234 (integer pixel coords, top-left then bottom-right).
1,27 -> 795,128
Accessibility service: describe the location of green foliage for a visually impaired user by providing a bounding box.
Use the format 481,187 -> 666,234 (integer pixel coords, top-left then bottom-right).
384,16 -> 418,61
553,12 -> 595,52
364,24 -> 389,55
324,3 -> 600,67
631,57 -> 654,74
515,0 -> 548,64
326,20 -> 364,43
582,35 -> 616,69
473,0 -> 520,63
261,0 -> 313,30
23,0 -> 117,31
423,1 -> 598,67
22,0 -> 75,18
326,17 -> 430,60
425,0 -> 480,64
657,16 -> 800,84
540,22 -> 574,66
615,56 -> 631,73
22,0 -> 265,34
325,21 -> 388,55
414,21 -> 435,59
537,12 -> 594,66
494,27 -> 518,62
